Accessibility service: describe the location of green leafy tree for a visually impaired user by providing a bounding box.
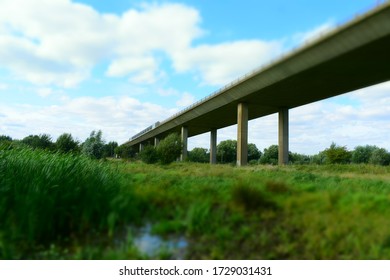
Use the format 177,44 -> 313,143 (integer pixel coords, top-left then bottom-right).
22,134 -> 53,150
0,135 -> 13,150
369,148 -> 390,166
55,133 -> 79,153
351,145 -> 378,164
156,133 -> 182,164
310,151 -> 326,165
290,152 -> 310,164
248,143 -> 261,162
115,144 -> 136,159
103,141 -> 118,158
139,145 -> 158,164
259,145 -> 279,165
188,147 -> 209,163
217,140 -> 237,163
323,142 -> 351,164
0,135 -> 12,142
82,130 -> 105,159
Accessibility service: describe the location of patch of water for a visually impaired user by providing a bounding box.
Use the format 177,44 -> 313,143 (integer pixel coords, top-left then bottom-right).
131,224 -> 188,259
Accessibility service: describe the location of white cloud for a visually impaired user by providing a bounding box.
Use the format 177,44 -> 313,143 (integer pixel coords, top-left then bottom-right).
0,0 -> 286,88
176,92 -> 196,108
0,0 -> 202,88
172,40 -> 283,86
292,21 -> 336,45
0,95 -> 171,143
36,87 -> 54,97
0,83 -> 8,90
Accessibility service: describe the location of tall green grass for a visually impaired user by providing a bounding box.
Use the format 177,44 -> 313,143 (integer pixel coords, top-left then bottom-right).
0,147 -> 140,259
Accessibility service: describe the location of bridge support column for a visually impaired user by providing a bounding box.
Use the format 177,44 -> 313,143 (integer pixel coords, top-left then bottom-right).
139,143 -> 144,152
154,137 -> 160,147
278,108 -> 289,165
210,129 -> 217,164
181,126 -> 188,161
237,103 -> 248,166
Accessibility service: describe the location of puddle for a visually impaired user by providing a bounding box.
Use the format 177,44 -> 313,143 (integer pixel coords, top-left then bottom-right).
129,224 -> 188,259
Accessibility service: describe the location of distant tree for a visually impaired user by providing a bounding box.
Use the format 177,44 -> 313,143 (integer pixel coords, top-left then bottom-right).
310,151 -> 326,165
259,145 -> 279,165
55,133 -> 79,153
22,134 -> 53,150
323,142 -> 351,164
351,145 -> 378,164
82,130 -> 105,159
0,135 -> 12,142
103,141 -> 118,158
0,135 -> 13,150
188,147 -> 209,163
290,152 -> 311,165
217,140 -> 237,163
369,148 -> 390,166
115,144 -> 136,159
248,143 -> 261,162
139,145 -> 158,164
156,133 -> 182,164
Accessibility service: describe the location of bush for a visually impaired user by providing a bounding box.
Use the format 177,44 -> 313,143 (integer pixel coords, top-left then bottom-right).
323,142 -> 351,164
115,144 -> 136,159
156,133 -> 182,165
103,141 -> 118,158
139,145 -> 158,164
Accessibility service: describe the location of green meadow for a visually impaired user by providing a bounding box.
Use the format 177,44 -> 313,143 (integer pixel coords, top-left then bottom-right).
1,147 -> 390,259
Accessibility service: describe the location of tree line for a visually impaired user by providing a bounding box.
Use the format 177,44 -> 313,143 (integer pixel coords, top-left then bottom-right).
0,131 -> 118,160
2,132 -> 389,166
186,140 -> 390,166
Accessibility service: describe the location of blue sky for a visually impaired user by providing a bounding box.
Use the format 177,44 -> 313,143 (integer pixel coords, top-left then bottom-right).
0,0 -> 389,154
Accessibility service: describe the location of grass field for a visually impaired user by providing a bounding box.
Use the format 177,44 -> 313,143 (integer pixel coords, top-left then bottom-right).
1,148 -> 390,259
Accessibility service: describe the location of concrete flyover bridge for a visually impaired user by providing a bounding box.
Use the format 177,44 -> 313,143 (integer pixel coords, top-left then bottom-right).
125,2 -> 390,166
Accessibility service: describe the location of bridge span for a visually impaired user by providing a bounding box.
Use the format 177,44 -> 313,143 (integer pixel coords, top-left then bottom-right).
125,2 -> 390,166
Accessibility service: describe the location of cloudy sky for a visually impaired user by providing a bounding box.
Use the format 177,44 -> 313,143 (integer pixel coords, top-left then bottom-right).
0,0 -> 389,154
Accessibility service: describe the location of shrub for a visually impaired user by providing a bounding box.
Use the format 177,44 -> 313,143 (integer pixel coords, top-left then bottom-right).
323,142 -> 351,164
156,133 -> 182,165
140,145 -> 158,164
115,144 -> 136,159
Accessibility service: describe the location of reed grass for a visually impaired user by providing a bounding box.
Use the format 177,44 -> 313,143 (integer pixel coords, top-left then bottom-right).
0,147 -> 139,259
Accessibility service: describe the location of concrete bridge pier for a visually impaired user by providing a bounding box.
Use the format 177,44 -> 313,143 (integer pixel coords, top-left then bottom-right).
278,108 -> 289,165
181,126 -> 188,161
139,143 -> 144,152
154,137 -> 160,147
210,129 -> 217,164
237,103 -> 248,166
